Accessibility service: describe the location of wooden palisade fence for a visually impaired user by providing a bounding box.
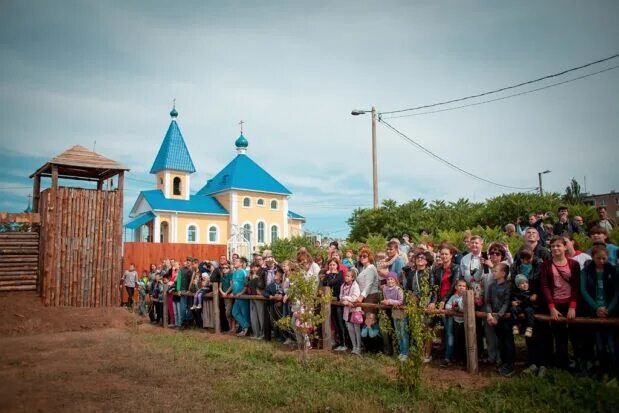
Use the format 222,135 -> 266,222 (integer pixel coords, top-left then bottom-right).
39,187 -> 123,307
32,144 -> 128,307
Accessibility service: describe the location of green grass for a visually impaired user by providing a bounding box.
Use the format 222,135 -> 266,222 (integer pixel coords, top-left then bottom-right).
142,331 -> 619,413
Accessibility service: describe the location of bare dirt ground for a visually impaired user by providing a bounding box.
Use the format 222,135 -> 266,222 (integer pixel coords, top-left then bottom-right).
0,292 -> 497,413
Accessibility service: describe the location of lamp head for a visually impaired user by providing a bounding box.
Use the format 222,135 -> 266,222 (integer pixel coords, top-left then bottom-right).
351,109 -> 367,116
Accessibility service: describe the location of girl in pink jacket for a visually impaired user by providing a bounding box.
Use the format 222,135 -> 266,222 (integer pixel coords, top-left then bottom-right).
340,267 -> 362,354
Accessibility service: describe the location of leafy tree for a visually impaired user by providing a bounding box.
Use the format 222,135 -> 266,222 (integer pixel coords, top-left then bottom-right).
563,178 -> 583,204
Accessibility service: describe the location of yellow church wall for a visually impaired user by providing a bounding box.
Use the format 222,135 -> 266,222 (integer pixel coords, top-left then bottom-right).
155,172 -> 166,192
235,191 -> 288,244
214,193 -> 231,213
174,214 -> 229,244
289,220 -> 304,237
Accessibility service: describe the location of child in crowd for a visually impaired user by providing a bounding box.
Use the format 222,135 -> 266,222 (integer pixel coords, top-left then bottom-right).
340,267 -> 362,355
219,263 -> 235,333
441,279 -> 467,368
264,269 -> 286,341
191,273 -> 210,310
149,272 -> 164,324
486,263 -> 515,377
511,274 -> 537,338
138,270 -> 149,316
361,313 -> 383,353
342,249 -> 356,269
381,272 -> 408,361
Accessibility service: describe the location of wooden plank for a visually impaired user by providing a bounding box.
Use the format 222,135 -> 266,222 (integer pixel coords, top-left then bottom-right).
0,275 -> 37,281
32,175 -> 41,214
212,282 -> 221,333
92,189 -> 103,307
68,189 -> 75,306
0,280 -> 36,287
463,289 -> 478,375
0,285 -> 37,292
321,286 -> 332,351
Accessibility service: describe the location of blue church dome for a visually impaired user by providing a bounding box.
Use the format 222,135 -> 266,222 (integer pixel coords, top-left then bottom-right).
235,134 -> 248,148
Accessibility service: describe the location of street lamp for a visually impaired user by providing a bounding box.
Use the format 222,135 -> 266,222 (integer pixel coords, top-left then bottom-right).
538,170 -> 551,196
351,107 -> 378,208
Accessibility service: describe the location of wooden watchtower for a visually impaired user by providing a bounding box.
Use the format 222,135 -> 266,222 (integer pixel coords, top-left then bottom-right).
30,145 -> 129,307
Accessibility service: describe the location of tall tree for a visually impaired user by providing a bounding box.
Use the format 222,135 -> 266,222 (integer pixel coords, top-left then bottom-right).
563,178 -> 583,204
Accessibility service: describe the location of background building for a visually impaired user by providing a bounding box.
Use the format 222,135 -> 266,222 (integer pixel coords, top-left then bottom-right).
125,106 -> 305,254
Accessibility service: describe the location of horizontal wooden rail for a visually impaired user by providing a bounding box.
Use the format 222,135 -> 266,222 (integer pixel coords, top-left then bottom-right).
160,286 -> 619,327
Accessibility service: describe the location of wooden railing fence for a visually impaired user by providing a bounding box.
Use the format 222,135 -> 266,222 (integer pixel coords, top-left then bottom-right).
159,285 -> 619,375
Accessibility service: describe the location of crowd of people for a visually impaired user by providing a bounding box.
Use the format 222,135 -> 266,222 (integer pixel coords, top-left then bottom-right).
121,205 -> 618,379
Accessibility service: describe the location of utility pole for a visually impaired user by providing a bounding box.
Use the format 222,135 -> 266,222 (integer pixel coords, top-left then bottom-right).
371,106 -> 378,209
538,170 -> 550,196
538,172 -> 543,196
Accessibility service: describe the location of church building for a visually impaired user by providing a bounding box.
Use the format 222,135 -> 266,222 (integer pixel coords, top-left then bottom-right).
125,105 -> 305,250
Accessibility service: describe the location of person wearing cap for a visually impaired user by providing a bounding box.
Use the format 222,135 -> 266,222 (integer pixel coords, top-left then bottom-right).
511,274 -> 537,339
381,271 -> 408,361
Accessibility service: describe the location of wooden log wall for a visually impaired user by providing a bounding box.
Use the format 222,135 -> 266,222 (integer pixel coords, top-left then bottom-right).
0,232 -> 39,292
39,187 -> 123,307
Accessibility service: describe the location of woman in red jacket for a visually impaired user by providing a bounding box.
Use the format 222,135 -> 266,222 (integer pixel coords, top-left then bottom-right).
540,236 -> 580,370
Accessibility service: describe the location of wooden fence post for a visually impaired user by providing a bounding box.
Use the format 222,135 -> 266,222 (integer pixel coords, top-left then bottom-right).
162,288 -> 168,328
212,282 -> 221,334
463,289 -> 478,374
321,286 -> 332,351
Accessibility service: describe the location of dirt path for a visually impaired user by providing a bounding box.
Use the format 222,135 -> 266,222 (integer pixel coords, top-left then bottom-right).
0,292 -> 499,412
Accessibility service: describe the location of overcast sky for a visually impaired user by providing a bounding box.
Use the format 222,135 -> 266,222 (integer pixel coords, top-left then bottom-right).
1,1 -> 618,238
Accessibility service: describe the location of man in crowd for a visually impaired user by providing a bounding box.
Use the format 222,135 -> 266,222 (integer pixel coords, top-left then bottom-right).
210,254 -> 230,331
553,206 -> 581,235
386,240 -> 405,274
590,206 -> 615,232
262,251 -> 281,340
522,227 -> 551,261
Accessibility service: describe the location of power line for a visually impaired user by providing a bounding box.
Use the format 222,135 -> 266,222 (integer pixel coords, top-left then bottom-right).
380,53 -> 619,115
379,118 -> 537,190
382,64 -> 619,119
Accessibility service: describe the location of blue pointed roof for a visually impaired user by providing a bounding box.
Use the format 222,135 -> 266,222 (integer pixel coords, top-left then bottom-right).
196,154 -> 292,196
150,109 -> 196,174
139,190 -> 229,215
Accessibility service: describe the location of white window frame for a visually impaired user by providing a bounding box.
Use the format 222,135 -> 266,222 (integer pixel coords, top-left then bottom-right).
186,223 -> 199,243
270,199 -> 278,210
256,220 -> 266,244
242,197 -> 251,208
241,221 -> 253,243
256,198 -> 265,207
270,224 -> 279,242
208,224 -> 220,244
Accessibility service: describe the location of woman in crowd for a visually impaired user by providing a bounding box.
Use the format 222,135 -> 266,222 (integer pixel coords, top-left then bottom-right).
540,236 -> 580,370
321,258 -> 346,351
580,245 -> 619,377
430,246 -> 460,368
355,248 -> 380,310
